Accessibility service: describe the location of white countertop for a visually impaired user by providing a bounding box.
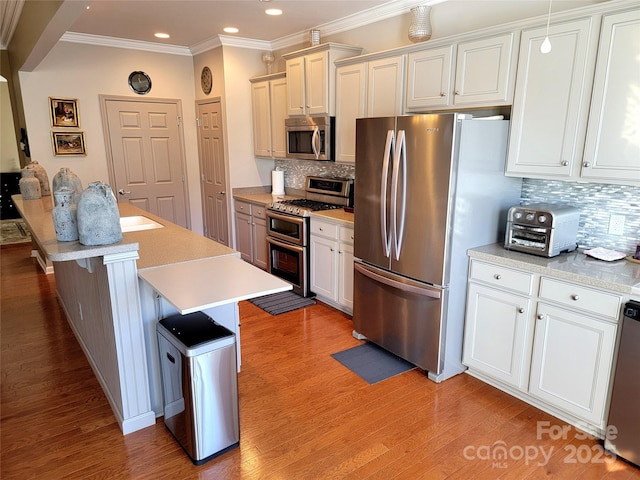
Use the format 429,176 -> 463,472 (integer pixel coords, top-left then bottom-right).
138,256 -> 291,314
469,243 -> 640,296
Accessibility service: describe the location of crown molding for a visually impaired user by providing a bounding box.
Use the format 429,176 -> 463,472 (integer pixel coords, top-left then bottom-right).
59,32 -> 192,56
0,0 -> 25,50
60,0 -> 444,55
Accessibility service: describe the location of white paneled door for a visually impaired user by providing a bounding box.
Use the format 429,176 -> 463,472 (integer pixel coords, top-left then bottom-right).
102,97 -> 189,228
197,99 -> 229,246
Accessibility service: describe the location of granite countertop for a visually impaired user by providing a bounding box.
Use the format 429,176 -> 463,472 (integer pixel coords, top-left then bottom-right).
13,195 -> 238,269
232,188 -> 304,206
469,243 -> 640,296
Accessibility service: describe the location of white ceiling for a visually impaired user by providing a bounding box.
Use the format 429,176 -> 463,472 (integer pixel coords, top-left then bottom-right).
66,0 -> 429,50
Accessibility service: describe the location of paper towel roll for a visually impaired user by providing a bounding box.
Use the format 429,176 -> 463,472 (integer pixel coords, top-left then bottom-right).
271,170 -> 285,196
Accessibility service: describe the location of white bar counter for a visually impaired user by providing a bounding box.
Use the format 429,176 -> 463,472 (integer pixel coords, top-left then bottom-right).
13,195 -> 291,434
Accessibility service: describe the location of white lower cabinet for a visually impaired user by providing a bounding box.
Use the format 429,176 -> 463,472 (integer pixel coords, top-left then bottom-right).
463,258 -> 622,436
310,218 -> 354,313
529,302 -> 617,426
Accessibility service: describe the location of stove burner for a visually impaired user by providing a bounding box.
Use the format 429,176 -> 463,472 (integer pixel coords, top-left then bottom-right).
279,199 -> 343,211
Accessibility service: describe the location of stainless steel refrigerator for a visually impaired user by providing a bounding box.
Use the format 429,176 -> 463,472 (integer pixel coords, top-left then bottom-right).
353,113 -> 522,382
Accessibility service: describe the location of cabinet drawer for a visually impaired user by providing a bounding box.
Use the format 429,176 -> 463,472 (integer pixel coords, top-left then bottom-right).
311,219 -> 338,239
235,200 -> 252,214
252,205 -> 267,219
469,260 -> 534,295
339,226 -> 354,244
538,277 -> 622,320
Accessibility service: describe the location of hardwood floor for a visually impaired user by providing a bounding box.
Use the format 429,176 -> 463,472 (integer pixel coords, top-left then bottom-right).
1,243 -> 638,479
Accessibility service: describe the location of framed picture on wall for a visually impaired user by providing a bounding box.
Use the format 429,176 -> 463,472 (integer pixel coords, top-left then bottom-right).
49,97 -> 79,128
52,131 -> 86,156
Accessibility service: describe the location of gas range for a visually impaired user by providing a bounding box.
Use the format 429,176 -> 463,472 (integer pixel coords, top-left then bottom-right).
268,176 -> 354,217
268,198 -> 344,217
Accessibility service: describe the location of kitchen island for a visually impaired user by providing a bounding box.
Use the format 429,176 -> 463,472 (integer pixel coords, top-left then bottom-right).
13,195 -> 291,435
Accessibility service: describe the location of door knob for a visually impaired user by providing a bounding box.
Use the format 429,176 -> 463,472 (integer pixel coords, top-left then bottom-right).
118,189 -> 131,195
217,191 -> 226,195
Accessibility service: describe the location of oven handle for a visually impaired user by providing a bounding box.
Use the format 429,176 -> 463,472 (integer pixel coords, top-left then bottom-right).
267,236 -> 305,253
266,210 -> 306,226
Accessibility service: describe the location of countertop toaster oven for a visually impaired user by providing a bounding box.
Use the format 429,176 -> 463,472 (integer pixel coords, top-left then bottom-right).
505,203 -> 580,257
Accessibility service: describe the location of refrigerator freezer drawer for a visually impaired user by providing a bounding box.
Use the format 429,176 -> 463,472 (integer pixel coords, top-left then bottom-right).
353,261 -> 444,373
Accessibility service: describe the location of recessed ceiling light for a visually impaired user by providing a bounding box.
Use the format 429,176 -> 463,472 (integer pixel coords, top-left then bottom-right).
265,8 -> 282,16
154,33 -> 170,39
224,27 -> 239,34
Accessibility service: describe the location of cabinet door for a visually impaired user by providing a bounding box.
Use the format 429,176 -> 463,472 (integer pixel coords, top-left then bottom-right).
338,241 -> 354,311
454,32 -> 517,106
252,216 -> 268,270
286,56 -> 306,116
310,234 -> 337,301
506,18 -> 598,178
270,77 -> 288,158
335,63 -> 366,163
251,81 -> 272,157
306,51 -> 329,115
234,211 -> 253,263
405,46 -> 455,110
581,9 -> 640,184
529,303 -> 617,427
463,283 -> 533,389
367,55 -> 405,117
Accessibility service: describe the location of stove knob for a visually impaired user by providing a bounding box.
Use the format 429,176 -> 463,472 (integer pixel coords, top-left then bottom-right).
538,214 -> 548,223
526,213 -> 535,221
514,212 -> 522,219
294,208 -> 300,214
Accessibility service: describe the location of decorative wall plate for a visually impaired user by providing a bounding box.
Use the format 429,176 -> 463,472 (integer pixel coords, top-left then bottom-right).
128,71 -> 152,95
201,66 -> 213,94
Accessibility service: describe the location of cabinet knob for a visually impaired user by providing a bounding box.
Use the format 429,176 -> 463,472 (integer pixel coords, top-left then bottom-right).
571,294 -> 580,301
583,162 -> 591,168
494,274 -> 502,280
537,313 -> 544,320
319,227 -> 324,231
561,161 -> 569,166
440,92 -> 446,97
518,307 -> 525,314
330,247 -> 334,252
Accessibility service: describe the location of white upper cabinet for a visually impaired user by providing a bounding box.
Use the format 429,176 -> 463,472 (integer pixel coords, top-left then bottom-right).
285,56 -> 307,116
284,43 -> 362,117
335,63 -> 366,163
250,73 -> 287,158
405,33 -> 517,111
366,55 -> 405,117
581,8 -> 640,184
405,45 -> 455,111
506,18 -> 599,178
453,32 -> 518,106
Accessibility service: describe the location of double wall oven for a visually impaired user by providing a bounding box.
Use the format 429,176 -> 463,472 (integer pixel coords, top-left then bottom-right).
267,176 -> 353,297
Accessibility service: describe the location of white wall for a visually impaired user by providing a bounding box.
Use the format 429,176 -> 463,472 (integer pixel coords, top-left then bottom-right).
18,41 -> 204,233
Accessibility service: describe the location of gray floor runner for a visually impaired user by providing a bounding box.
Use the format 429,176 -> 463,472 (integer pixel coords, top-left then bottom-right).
248,290 -> 315,315
331,342 -> 416,384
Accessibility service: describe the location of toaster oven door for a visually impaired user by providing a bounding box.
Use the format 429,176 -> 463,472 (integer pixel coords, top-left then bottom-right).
505,224 -> 552,256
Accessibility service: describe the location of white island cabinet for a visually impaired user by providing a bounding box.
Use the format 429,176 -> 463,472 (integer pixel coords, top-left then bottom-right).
13,195 -> 290,435
463,245 -> 639,438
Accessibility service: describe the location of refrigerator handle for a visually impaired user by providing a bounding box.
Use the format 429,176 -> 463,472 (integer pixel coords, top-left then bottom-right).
391,129 -> 407,260
380,129 -> 394,258
355,262 -> 442,299
311,126 -> 320,159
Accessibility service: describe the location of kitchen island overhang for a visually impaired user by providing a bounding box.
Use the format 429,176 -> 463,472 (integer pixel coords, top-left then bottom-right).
12,195 -> 291,435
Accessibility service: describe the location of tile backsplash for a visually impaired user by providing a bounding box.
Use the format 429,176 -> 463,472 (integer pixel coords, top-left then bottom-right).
521,179 -> 638,254
275,159 -> 639,255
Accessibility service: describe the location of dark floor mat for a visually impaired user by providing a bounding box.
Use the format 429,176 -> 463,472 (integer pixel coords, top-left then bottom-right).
248,290 -> 316,315
331,342 -> 416,384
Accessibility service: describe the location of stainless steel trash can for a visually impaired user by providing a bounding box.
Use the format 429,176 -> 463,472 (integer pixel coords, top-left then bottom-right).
157,311 -> 239,465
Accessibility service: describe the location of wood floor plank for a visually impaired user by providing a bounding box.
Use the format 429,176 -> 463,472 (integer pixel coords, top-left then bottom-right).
1,243 -> 637,479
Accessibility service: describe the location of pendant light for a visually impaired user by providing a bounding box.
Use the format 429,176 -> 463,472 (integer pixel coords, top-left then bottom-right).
540,0 -> 553,54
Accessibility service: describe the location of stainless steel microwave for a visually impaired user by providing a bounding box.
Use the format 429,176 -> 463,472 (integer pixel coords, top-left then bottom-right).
285,116 -> 335,161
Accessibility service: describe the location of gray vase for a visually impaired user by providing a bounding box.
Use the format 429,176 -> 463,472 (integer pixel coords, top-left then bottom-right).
52,168 -> 83,205
52,187 -> 79,242
77,182 -> 122,246
24,161 -> 51,196
19,169 -> 42,200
